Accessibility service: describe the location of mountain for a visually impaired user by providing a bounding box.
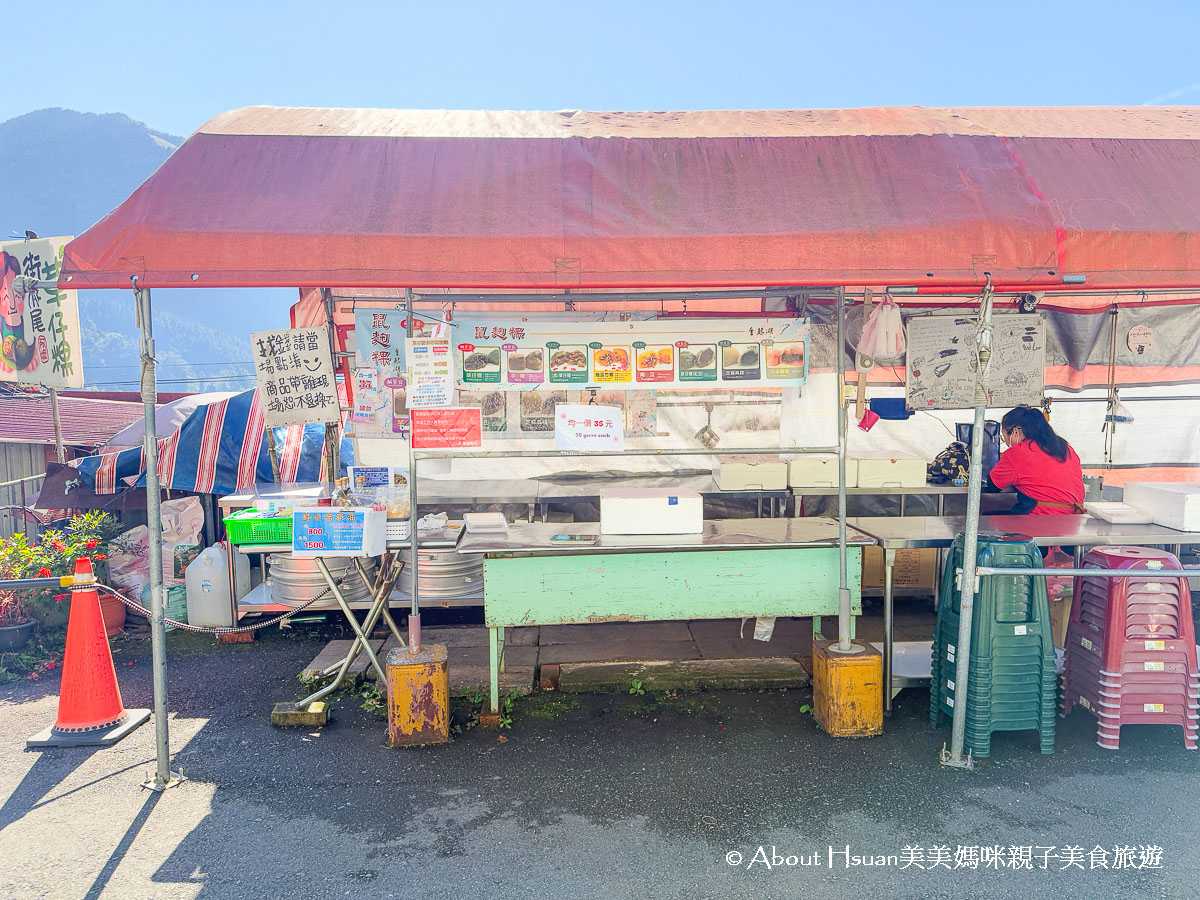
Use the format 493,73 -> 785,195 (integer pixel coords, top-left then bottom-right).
0,108 -> 293,392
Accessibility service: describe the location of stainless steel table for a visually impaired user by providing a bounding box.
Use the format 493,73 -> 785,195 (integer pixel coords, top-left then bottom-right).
458,517 -> 876,713
848,514 -> 1200,713
536,475 -> 791,519
793,484 -> 1017,517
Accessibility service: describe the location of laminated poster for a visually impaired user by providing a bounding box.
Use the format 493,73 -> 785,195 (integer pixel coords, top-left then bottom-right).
455,317 -> 808,392
554,404 -> 624,452
0,236 -> 83,389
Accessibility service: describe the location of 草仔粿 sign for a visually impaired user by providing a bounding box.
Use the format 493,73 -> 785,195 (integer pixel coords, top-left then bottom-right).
251,327 -> 340,427
0,236 -> 83,389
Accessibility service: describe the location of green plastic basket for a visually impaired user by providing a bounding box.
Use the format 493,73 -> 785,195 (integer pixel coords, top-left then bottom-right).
223,508 -> 293,545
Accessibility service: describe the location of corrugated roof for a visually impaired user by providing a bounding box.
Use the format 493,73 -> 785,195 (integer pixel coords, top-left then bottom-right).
0,393 -> 150,447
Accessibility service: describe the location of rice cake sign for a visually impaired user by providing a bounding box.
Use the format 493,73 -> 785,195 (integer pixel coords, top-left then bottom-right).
453,318 -> 809,391
0,236 -> 83,389
251,327 -> 340,427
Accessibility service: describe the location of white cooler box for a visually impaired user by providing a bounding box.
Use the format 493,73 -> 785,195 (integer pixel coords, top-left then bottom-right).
715,456 -> 788,491
789,454 -> 858,488
600,488 -> 703,535
1124,482 -> 1200,531
854,454 -> 927,489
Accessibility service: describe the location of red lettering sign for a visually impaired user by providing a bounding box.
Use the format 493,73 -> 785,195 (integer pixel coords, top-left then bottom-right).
411,407 -> 483,449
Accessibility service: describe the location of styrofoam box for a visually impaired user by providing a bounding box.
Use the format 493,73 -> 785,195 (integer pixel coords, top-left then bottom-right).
854,454 -> 927,489
789,455 -> 859,488
1124,482 -> 1200,531
600,488 -> 703,535
715,456 -> 788,491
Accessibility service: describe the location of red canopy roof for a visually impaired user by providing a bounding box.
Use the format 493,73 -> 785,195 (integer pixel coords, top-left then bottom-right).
60,106 -> 1200,292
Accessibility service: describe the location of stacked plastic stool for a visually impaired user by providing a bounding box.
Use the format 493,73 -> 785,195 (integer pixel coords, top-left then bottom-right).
930,532 -> 1057,757
1061,546 -> 1198,750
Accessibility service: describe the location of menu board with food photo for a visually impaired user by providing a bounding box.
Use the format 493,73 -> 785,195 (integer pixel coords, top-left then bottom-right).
460,345 -> 502,383
547,343 -> 589,384
765,341 -> 806,379
720,342 -> 762,381
591,345 -> 631,383
634,343 -> 674,383
677,344 -> 717,382
505,346 -> 545,385
452,317 -> 808,391
520,390 -> 568,432
459,390 -> 509,432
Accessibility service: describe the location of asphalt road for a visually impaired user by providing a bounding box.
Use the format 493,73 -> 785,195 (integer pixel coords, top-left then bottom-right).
1,627 -> 1197,899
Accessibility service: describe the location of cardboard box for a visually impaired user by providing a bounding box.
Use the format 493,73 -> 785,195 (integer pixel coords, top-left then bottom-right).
861,545 -> 939,590
1124,482 -> 1200,531
789,454 -> 859,488
714,456 -> 788,491
1048,592 -> 1073,650
855,454 -> 928,489
600,488 -> 703,535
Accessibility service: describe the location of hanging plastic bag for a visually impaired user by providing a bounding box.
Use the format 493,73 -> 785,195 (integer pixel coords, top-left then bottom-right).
858,297 -> 906,360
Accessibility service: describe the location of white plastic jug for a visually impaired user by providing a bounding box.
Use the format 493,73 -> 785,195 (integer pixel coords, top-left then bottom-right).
185,545 -> 237,627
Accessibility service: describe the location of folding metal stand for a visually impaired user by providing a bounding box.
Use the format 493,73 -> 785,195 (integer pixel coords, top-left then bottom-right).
292,552 -> 405,709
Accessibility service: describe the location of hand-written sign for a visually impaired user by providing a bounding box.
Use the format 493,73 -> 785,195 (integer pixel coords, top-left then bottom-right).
554,403 -> 624,452
0,236 -> 83,389
411,407 -> 483,449
251,328 -> 339,427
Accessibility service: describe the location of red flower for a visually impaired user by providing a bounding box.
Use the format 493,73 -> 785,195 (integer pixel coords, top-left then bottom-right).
36,568 -> 52,577
50,541 -> 66,553
85,540 -> 99,550
94,554 -> 107,561
54,593 -> 68,603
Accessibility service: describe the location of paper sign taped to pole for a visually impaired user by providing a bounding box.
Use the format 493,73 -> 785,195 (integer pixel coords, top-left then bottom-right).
251,327 -> 340,427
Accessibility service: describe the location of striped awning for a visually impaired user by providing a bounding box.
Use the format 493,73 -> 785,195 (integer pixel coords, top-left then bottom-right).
72,389 -> 351,495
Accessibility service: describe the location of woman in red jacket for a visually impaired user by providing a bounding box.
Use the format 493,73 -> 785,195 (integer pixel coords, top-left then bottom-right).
988,406 -> 1084,516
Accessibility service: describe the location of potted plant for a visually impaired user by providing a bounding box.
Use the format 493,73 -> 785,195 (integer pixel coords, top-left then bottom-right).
0,586 -> 35,651
0,512 -> 125,641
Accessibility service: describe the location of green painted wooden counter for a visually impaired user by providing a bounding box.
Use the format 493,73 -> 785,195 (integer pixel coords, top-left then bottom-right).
457,518 -> 873,711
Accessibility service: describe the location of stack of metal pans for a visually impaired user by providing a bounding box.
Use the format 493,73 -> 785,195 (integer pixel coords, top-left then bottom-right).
395,548 -> 484,604
266,554 -> 378,607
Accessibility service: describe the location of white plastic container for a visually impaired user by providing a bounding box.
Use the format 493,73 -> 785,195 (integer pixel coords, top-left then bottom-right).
600,488 -> 703,535
185,545 -> 238,627
789,454 -> 858,488
714,456 -> 788,491
854,454 -> 927,488
1124,482 -> 1200,531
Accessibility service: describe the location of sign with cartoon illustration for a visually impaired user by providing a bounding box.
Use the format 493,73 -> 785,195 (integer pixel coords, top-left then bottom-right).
0,236 -> 83,388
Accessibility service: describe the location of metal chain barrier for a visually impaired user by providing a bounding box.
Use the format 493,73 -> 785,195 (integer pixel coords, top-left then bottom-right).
93,582 -> 336,635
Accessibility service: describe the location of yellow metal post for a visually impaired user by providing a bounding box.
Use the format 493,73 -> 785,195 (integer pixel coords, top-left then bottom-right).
812,640 -> 883,737
386,644 -> 450,747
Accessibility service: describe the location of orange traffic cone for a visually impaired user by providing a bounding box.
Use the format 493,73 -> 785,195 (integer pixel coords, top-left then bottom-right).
27,557 -> 150,748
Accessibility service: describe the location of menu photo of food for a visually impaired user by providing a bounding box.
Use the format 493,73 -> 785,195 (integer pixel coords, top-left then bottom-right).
460,345 -> 502,383
720,342 -> 762,381
506,347 -> 545,385
520,390 -> 568,432
765,341 -> 806,379
459,390 -> 509,433
676,344 -> 717,382
591,345 -> 631,383
548,344 -> 589,384
634,344 -> 674,383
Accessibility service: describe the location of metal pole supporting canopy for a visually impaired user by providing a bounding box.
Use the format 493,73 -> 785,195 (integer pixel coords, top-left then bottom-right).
133,281 -> 184,792
940,276 -> 996,770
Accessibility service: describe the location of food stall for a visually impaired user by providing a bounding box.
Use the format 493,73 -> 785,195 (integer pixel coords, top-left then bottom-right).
55,107 -> 1200,760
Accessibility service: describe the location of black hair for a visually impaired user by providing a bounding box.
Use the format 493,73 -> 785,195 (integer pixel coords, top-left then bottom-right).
1002,406 -> 1069,463
0,252 -> 18,279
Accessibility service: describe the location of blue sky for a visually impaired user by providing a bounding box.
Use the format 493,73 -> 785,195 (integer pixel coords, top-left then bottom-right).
8,0 -> 1200,137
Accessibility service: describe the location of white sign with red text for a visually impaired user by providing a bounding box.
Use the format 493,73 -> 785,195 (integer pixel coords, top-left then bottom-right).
554,404 -> 624,453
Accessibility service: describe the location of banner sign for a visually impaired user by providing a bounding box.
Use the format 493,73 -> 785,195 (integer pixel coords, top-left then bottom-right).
251,327 -> 339,427
0,236 -> 83,388
411,407 -> 483,449
453,318 -> 808,391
